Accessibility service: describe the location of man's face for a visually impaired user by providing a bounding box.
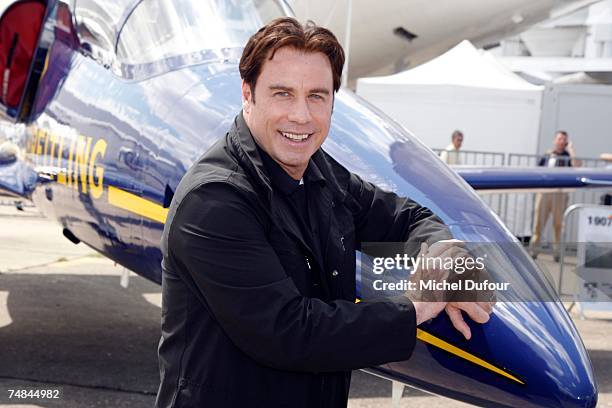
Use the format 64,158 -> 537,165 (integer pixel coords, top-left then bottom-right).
242,46 -> 334,179
453,135 -> 463,149
554,133 -> 568,152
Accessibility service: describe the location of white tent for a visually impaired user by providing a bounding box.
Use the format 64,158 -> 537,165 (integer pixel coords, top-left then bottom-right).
356,40 -> 544,155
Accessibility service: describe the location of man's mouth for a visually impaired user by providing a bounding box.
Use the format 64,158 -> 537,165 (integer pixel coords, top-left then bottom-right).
279,131 -> 312,142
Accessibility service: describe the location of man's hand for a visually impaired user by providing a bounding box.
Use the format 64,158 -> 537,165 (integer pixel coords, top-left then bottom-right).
445,302 -> 493,340
567,141 -> 576,156
408,239 -> 469,301
407,239 -> 466,324
406,240 -> 495,338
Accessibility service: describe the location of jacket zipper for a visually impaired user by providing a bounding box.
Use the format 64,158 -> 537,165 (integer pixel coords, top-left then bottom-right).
305,256 -> 311,270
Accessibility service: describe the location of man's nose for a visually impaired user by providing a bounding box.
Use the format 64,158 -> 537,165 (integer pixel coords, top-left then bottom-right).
288,97 -> 312,124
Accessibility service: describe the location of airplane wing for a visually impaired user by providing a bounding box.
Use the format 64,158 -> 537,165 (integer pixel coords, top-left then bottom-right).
0,157 -> 36,198
455,166 -> 612,193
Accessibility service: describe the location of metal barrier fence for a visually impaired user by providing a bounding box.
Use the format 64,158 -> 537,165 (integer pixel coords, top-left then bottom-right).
432,149 -> 507,219
507,153 -> 608,168
432,148 -> 505,166
430,149 -> 610,247
504,153 -> 610,247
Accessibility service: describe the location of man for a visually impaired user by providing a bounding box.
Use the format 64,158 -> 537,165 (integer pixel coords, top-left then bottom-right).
156,18 -> 491,407
531,131 -> 578,260
440,130 -> 463,165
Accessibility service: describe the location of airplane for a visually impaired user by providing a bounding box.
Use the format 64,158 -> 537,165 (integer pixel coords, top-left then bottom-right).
288,0 -> 602,82
0,0 -> 611,406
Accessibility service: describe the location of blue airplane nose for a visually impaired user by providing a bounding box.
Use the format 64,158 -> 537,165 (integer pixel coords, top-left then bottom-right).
326,89 -> 599,407
372,298 -> 598,408
486,301 -> 597,407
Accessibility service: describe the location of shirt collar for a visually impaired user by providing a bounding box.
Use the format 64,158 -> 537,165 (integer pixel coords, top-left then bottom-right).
257,144 -> 303,196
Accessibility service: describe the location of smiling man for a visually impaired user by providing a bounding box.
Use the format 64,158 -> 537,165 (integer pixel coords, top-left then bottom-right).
155,18 -> 491,408
241,45 -> 331,180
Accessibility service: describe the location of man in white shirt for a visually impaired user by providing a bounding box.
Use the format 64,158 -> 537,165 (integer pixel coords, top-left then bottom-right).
440,130 -> 463,165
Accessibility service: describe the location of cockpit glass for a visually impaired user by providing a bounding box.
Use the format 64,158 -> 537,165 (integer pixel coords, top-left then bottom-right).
116,0 -> 286,64
327,93 -> 560,304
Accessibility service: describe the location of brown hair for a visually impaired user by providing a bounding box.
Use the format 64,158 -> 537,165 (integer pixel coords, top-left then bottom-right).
239,17 -> 345,102
452,130 -> 463,140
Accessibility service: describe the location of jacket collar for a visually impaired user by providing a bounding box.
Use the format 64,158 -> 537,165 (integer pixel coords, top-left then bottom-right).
229,111 -> 273,196
310,149 -> 345,199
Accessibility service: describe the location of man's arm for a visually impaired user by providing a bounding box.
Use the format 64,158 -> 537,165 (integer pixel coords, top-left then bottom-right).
167,182 -> 418,372
538,153 -> 548,167
346,172 -> 451,247
345,173 -> 493,338
567,142 -> 581,167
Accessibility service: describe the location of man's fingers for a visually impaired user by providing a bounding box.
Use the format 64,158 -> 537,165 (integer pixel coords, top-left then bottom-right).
477,301 -> 494,314
446,304 -> 471,340
436,246 -> 470,267
426,239 -> 463,258
446,302 -> 493,340
427,240 -> 462,258
427,246 -> 470,278
456,302 -> 490,324
436,245 -> 468,260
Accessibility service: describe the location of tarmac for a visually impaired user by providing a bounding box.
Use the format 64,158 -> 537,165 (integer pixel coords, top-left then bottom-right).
0,202 -> 610,408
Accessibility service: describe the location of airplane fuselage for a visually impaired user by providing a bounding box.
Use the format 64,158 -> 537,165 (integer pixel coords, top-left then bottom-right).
292,0 -> 590,80
1,1 -> 599,406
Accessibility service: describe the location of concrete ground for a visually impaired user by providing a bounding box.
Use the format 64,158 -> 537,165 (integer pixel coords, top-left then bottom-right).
0,202 -> 610,407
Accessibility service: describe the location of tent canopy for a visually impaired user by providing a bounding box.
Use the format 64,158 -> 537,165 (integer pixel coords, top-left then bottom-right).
358,40 -> 541,91
355,40 -> 544,158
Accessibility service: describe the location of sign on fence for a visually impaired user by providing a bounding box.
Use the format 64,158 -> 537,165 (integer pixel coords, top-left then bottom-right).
575,206 -> 612,312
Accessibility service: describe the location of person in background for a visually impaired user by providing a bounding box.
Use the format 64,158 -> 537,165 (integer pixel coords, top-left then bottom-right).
530,131 -> 579,261
440,130 -> 463,165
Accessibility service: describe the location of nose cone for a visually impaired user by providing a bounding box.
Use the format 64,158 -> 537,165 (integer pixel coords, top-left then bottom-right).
487,301 -> 597,408
500,302 -> 597,407
379,299 -> 597,408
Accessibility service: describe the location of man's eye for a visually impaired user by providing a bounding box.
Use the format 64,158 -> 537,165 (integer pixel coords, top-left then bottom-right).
309,94 -> 324,100
274,91 -> 290,97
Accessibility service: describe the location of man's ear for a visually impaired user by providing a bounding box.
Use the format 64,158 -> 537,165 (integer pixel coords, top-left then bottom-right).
242,81 -> 253,113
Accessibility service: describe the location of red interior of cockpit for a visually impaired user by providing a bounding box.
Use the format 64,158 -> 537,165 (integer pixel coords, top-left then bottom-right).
0,0 -> 46,109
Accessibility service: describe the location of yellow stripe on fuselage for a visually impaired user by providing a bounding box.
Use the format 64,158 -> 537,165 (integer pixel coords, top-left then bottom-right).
416,328 -> 524,385
107,186 -> 168,224
354,298 -> 523,385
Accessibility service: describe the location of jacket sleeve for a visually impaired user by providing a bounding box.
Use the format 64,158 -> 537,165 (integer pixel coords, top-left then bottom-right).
167,182 -> 417,372
346,172 -> 451,248
538,155 -> 546,167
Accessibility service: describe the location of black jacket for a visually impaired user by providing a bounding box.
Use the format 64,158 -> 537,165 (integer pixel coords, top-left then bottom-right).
538,150 -> 573,167
155,112 -> 449,407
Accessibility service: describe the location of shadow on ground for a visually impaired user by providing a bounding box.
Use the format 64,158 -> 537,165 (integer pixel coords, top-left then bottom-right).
0,272 -> 160,407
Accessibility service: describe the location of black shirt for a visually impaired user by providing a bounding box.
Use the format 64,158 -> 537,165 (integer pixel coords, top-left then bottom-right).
257,144 -> 311,235
538,149 -> 573,167
257,144 -> 326,297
